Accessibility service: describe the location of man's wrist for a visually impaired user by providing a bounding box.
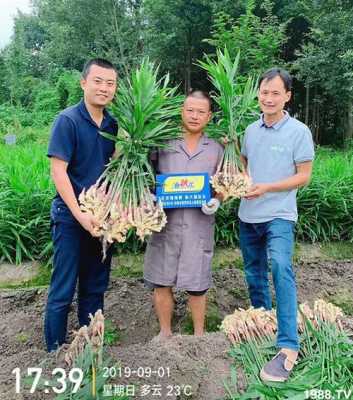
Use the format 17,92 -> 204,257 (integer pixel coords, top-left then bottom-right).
71,207 -> 84,221
264,181 -> 298,193
264,183 -> 272,192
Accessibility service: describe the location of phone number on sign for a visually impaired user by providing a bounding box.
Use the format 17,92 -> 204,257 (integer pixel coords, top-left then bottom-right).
103,366 -> 171,378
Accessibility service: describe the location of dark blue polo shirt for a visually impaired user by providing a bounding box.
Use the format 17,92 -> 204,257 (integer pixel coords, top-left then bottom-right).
48,99 -> 118,216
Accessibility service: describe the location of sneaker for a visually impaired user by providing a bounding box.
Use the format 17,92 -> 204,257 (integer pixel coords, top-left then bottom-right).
260,352 -> 296,382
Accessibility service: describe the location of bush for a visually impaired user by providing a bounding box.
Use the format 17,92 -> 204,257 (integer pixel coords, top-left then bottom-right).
0,103 -> 34,132
56,70 -> 82,109
0,124 -> 50,147
296,147 -> 353,241
0,144 -> 53,263
0,70 -> 82,135
31,81 -> 61,126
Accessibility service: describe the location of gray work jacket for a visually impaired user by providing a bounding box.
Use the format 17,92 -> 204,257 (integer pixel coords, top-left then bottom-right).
144,135 -> 224,291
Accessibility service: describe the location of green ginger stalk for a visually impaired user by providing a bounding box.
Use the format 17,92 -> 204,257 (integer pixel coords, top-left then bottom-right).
198,48 -> 258,200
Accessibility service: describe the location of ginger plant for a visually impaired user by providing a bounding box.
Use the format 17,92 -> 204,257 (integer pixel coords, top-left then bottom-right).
79,59 -> 181,256
198,49 -> 258,200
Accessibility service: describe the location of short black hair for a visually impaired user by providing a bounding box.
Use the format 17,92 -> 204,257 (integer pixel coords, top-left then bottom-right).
81,58 -> 117,79
185,89 -> 212,111
259,68 -> 292,92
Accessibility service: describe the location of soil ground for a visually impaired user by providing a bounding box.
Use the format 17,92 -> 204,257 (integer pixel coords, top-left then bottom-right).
0,246 -> 352,400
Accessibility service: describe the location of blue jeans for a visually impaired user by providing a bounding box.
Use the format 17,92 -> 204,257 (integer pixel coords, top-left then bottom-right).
239,218 -> 298,351
44,203 -> 112,352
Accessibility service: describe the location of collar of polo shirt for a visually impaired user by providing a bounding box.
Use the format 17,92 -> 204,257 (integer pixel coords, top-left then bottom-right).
78,99 -> 113,129
260,110 -> 290,130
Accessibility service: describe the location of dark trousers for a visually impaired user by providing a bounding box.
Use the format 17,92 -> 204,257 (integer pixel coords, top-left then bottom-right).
44,203 -> 112,352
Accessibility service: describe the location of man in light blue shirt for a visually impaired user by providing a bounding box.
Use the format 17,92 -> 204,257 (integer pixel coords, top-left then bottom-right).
239,68 -> 314,382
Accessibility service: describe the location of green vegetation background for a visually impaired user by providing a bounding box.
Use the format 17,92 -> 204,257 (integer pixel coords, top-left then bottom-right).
1,134 -> 352,264
1,0 -> 353,264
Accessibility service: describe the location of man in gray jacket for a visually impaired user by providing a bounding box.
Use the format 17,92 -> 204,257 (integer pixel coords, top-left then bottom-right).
144,90 -> 223,339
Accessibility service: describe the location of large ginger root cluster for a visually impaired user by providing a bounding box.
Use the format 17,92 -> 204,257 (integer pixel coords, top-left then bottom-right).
221,307 -> 277,344
132,200 -> 167,240
211,162 -> 252,201
79,185 -> 167,252
298,300 -> 343,331
78,183 -> 108,237
221,300 -> 344,344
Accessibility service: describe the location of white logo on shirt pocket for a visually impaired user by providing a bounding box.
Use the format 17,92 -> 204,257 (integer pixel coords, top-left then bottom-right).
270,145 -> 286,153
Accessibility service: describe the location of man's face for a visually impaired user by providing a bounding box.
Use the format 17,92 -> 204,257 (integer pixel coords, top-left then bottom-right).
258,76 -> 291,117
182,96 -> 211,134
80,64 -> 117,108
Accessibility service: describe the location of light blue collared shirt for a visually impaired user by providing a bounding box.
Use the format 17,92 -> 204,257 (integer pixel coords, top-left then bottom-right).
238,111 -> 315,223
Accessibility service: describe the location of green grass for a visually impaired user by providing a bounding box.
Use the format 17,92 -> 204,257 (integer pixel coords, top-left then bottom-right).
111,253 -> 144,278
320,242 -> 353,260
0,143 -> 53,264
104,320 -> 122,345
294,241 -> 353,263
15,332 -> 30,343
329,289 -> 353,316
213,247 -> 244,270
0,125 -> 51,146
1,141 -> 353,264
297,147 -> 353,242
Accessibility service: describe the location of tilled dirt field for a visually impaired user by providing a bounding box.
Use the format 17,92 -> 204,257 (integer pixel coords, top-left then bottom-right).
0,260 -> 352,399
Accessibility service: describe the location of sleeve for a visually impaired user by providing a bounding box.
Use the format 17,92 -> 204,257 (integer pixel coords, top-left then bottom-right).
293,126 -> 315,164
47,114 -> 76,163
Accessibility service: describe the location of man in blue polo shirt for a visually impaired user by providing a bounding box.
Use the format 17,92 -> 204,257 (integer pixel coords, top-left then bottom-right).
239,68 -> 314,382
44,58 -> 118,352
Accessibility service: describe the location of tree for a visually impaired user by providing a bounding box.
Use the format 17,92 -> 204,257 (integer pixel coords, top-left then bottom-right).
29,0 -> 144,76
294,1 -> 353,145
205,0 -> 287,76
0,53 -> 8,103
144,0 -> 214,92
